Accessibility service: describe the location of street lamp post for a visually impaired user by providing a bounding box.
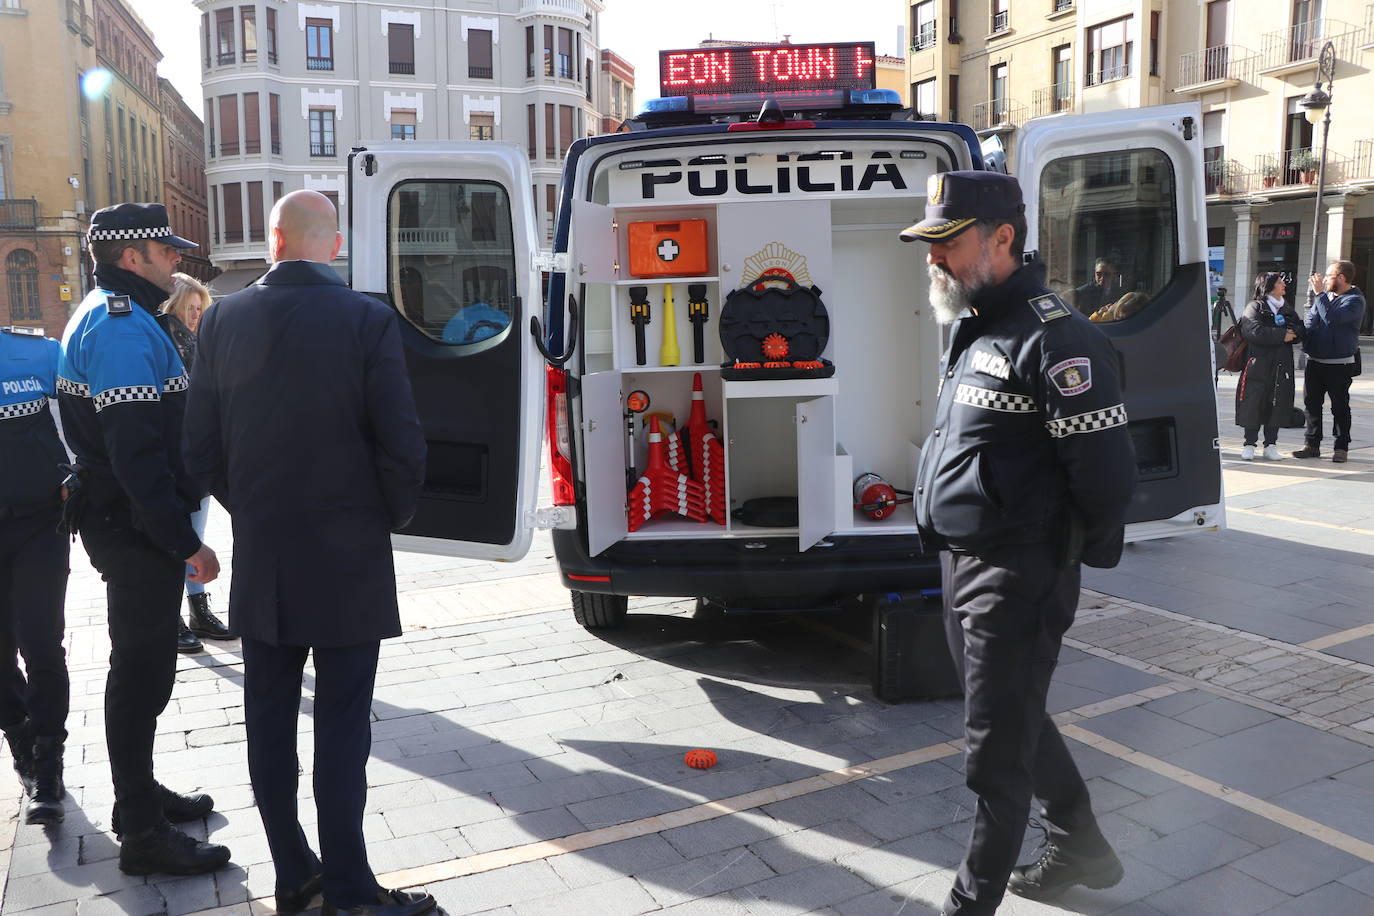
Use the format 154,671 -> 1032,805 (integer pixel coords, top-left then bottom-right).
1299,41 -> 1336,313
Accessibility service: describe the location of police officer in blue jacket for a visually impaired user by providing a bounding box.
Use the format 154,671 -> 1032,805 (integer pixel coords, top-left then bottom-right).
58,203 -> 231,876
902,172 -> 1137,915
0,324 -> 71,825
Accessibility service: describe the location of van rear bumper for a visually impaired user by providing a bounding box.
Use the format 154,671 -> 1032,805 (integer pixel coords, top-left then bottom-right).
552,529 -> 939,602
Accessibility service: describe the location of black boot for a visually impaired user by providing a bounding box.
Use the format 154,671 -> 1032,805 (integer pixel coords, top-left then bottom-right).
177,620 -> 204,654
118,822 -> 231,876
1007,832 -> 1123,901
3,719 -> 34,795
25,735 -> 65,825
112,782 -> 215,837
187,593 -> 232,640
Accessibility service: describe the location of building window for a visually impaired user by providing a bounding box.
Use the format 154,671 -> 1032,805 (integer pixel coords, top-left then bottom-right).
558,105 -> 573,160
218,95 -> 239,156
306,18 -> 333,71
269,93 -> 281,154
210,186 -> 218,244
948,73 -> 959,123
272,181 -> 283,203
388,23 -> 414,75
240,6 -> 256,63
222,182 -> 243,243
1086,17 -> 1132,86
526,26 -> 535,78
470,113 -> 494,141
990,63 -> 1009,119
202,12 -> 210,68
321,191 -> 340,227
545,184 -> 556,242
913,1 -> 936,50
265,7 -> 277,64
468,28 -> 493,79
557,28 -> 573,79
543,25 -> 554,77
1052,44 -> 1072,111
992,0 -> 1010,33
243,92 -> 260,154
544,104 -> 555,159
914,78 -> 936,120
309,109 -> 336,156
6,250 -> 39,323
1149,11 -> 1161,76
391,109 -> 416,140
215,8 -> 234,64
247,180 -> 264,241
526,104 -> 536,159
1203,110 -> 1226,194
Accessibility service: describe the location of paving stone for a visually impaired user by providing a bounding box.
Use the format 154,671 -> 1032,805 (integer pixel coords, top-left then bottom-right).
1116,786 -> 1235,835
733,861 -> 876,914
511,875 -> 659,916
1128,822 -> 1259,880
1262,880 -> 1374,915
72,885 -> 168,916
458,806 -> 585,854
759,783 -> 890,831
1143,864 -> 1292,915
1203,806 -> 1298,848
835,830 -> 965,888
546,834 -> 687,889
638,848 -> 776,907
745,819 -> 881,874
1167,719 -> 1374,798
427,860 -> 568,914
152,873 -> 220,916
1231,834 -> 1368,895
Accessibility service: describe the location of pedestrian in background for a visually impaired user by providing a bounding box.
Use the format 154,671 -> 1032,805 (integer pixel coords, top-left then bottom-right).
184,191 -> 429,916
1292,260 -> 1365,463
158,273 -> 232,651
0,324 -> 72,826
57,203 -> 230,875
1236,272 -> 1302,461
902,172 -> 1136,915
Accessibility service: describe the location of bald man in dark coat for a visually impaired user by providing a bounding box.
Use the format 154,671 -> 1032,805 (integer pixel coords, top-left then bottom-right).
183,191 -> 431,916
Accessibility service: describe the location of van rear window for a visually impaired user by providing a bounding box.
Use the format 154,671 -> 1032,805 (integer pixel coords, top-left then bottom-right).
387,179 -> 516,346
1038,148 -> 1179,324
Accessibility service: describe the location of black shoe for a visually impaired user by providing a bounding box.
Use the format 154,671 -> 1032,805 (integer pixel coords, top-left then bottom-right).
24,735 -> 64,825
187,593 -> 232,640
321,889 -> 437,916
177,621 -> 204,654
118,822 -> 231,876
277,873 -> 324,915
3,719 -> 34,795
112,782 -> 215,837
1292,445 -> 1321,459
1007,834 -> 1124,901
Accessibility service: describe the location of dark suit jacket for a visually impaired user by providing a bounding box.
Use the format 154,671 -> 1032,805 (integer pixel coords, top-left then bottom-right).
183,260 -> 427,647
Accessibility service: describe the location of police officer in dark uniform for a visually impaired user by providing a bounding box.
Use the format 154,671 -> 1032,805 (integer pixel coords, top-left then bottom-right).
58,203 -> 231,876
0,324 -> 71,825
901,172 -> 1137,915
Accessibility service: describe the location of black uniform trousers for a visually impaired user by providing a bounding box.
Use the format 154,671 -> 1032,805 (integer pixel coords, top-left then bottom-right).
242,637 -> 382,907
1302,360 -> 1355,451
0,506 -> 70,738
79,502 -> 184,836
941,544 -> 1108,915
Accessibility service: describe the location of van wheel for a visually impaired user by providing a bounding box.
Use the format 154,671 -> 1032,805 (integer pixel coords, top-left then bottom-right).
571,591 -> 628,629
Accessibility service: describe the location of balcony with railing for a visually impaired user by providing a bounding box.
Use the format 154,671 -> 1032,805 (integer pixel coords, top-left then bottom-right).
389,61 -> 415,75
911,22 -> 937,52
0,199 -> 38,230
1085,63 -> 1131,87
1353,138 -> 1374,181
1254,147 -> 1352,190
1032,83 -> 1074,118
1260,19 -> 1360,74
1204,158 -> 1248,196
1177,45 -> 1258,91
1364,4 -> 1374,48
991,9 -> 1009,34
469,65 -> 493,79
307,56 -> 334,71
518,0 -> 588,18
310,142 -> 336,157
972,99 -> 1026,133
1053,0 -> 1074,12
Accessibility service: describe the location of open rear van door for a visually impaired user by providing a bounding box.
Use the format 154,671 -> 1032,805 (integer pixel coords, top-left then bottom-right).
348,143 -> 544,561
1018,103 -> 1225,538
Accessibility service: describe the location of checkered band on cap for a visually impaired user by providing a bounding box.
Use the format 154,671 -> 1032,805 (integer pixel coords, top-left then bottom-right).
57,376 -> 90,397
88,225 -> 178,242
953,384 -> 1037,413
94,384 -> 160,411
0,396 -> 46,420
1046,403 -> 1128,439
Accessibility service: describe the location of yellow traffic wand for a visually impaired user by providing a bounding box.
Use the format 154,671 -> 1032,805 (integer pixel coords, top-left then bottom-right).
659,283 -> 680,366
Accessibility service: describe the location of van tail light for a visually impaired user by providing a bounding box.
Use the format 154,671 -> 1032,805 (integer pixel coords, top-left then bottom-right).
546,365 -> 575,506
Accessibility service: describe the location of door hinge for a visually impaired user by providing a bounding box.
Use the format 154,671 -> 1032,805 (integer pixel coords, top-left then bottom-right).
528,505 -> 575,529
533,251 -> 570,274
1181,116 -> 1196,141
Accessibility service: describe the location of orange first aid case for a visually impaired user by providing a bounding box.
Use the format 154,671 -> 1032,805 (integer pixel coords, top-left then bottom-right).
627,220 -> 710,278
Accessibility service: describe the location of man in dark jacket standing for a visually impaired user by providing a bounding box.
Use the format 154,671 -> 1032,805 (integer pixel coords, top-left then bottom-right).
184,191 -> 430,916
902,172 -> 1137,916
1293,260 -> 1365,463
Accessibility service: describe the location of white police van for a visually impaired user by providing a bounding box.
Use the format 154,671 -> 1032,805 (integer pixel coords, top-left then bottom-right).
348,42 -> 1222,697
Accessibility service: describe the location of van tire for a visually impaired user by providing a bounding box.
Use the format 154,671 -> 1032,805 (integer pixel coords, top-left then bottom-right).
572,591 -> 628,629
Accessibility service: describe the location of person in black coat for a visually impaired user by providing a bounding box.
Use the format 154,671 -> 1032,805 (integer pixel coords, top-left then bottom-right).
183,191 -> 430,916
1235,272 -> 1302,461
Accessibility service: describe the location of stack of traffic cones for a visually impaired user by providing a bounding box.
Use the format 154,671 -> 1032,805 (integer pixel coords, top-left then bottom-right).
679,373 -> 727,525
627,416 -> 708,531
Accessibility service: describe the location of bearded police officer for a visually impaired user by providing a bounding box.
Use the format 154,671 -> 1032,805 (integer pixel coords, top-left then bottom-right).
58,203 -> 231,876
903,172 -> 1136,915
0,323 -> 71,825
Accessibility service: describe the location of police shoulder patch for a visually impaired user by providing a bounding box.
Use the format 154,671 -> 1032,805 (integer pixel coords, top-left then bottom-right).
105,295 -> 133,317
1028,293 -> 1072,323
1048,357 -> 1093,396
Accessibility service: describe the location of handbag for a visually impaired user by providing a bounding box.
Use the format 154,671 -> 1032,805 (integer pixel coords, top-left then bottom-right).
1219,324 -> 1249,372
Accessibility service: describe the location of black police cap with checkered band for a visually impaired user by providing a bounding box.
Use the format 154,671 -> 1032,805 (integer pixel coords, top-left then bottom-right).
87,203 -> 198,249
900,171 -> 1025,244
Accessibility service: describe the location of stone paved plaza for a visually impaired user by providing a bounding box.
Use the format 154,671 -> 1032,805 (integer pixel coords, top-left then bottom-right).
3,367 -> 1374,915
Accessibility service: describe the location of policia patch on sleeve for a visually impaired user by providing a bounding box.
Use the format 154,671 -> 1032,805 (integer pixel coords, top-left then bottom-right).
1028,293 -> 1071,323
106,295 -> 133,317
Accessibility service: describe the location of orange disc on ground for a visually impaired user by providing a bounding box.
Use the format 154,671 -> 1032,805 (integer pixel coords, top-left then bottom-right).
684,749 -> 717,769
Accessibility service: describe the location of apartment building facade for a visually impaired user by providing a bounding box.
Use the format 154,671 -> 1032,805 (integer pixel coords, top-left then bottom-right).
598,48 -> 632,132
906,0 -> 1374,314
159,77 -> 214,283
197,0 -> 617,294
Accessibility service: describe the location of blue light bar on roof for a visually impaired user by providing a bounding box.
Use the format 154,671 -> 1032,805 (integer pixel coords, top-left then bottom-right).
642,96 -> 690,114
848,88 -> 902,106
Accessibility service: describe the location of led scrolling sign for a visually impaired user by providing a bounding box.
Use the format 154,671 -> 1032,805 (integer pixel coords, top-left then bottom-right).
659,42 -> 877,100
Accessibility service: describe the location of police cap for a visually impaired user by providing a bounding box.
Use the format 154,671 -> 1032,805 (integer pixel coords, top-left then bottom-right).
88,203 -> 198,249
899,171 -> 1025,243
